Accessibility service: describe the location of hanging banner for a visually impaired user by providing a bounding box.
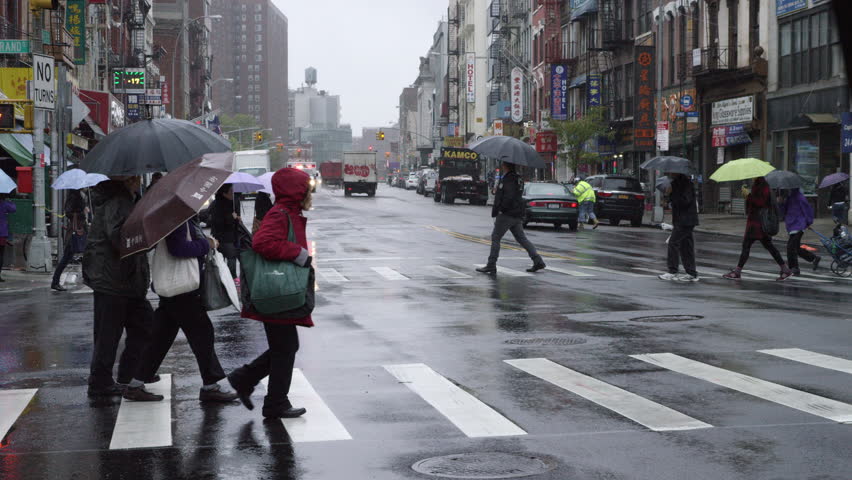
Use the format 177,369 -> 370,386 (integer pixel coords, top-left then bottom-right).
633,46 -> 655,151
511,67 -> 524,123
656,122 -> 669,151
551,65 -> 568,120
65,0 -> 86,65
466,53 -> 476,103
587,73 -> 602,107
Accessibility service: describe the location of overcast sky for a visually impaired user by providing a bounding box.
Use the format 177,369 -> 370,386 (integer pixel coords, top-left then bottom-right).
273,0 -> 447,136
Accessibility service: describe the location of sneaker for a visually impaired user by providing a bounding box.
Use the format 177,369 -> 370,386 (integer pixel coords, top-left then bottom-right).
122,386 -> 164,402
777,267 -> 793,282
722,269 -> 741,279
658,272 -> 678,281
676,274 -> 700,282
813,256 -> 821,271
199,384 -> 239,403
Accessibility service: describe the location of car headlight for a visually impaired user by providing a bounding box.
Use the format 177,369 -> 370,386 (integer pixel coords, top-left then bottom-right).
310,178 -> 316,186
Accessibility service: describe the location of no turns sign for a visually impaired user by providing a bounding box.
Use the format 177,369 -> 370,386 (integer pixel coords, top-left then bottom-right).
32,54 -> 56,110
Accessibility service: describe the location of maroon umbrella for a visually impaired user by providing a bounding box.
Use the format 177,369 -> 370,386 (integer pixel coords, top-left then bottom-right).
120,152 -> 234,258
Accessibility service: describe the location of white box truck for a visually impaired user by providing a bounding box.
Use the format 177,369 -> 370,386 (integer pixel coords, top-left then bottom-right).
234,150 -> 271,177
342,152 -> 378,197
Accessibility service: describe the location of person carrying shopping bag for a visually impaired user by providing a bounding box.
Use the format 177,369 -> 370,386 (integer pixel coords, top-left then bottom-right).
778,188 -> 821,275
228,167 -> 314,419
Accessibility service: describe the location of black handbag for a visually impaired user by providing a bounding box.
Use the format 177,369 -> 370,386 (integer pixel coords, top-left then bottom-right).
759,194 -> 780,237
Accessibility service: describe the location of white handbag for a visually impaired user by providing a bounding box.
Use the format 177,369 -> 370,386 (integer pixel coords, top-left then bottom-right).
151,228 -> 200,298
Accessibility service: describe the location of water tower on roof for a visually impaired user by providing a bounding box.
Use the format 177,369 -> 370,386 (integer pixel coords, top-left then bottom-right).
305,67 -> 317,87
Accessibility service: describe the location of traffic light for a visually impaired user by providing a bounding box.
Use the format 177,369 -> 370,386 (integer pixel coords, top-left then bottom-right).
254,131 -> 263,142
296,148 -> 302,158
368,145 -> 373,151
0,103 -> 14,130
376,130 -> 385,141
385,152 -> 391,158
276,143 -> 284,152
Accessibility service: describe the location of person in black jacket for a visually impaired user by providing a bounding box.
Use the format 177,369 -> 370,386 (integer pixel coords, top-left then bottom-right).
476,162 -> 545,274
659,173 -> 700,282
830,182 -> 848,224
253,191 -> 273,233
211,184 -> 241,278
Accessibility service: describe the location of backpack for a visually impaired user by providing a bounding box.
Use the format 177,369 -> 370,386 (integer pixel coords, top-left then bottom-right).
760,192 -> 780,237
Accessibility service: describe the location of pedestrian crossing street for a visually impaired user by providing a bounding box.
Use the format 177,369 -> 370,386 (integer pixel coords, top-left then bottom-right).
2,347 -> 852,451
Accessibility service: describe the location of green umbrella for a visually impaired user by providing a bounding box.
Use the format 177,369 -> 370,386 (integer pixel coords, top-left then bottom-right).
709,158 -> 775,182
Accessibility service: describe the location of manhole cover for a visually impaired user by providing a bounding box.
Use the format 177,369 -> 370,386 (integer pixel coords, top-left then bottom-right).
412,452 -> 551,479
504,337 -> 587,346
629,315 -> 704,323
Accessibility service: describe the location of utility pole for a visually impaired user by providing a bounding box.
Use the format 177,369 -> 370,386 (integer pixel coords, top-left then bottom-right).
27,10 -> 51,272
652,0 -> 664,224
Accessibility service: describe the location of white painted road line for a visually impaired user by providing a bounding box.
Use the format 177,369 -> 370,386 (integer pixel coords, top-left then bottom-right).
109,374 -> 172,449
0,389 -> 38,443
72,286 -> 94,294
505,358 -> 710,432
578,266 -> 648,278
370,266 -> 409,281
632,353 -> 852,423
426,266 -> 472,279
759,348 -> 852,375
474,265 -> 532,277
741,269 -> 830,283
262,369 -> 352,443
317,267 -> 348,283
695,266 -> 773,281
544,265 -> 595,277
384,363 -> 526,438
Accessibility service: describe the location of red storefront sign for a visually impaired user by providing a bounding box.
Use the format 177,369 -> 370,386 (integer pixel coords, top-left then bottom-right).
80,89 -> 125,134
161,81 -> 170,105
633,46 -> 655,151
535,131 -> 558,152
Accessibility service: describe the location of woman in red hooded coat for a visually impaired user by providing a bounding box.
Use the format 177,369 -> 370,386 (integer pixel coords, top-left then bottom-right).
228,167 -> 313,419
723,176 -> 792,281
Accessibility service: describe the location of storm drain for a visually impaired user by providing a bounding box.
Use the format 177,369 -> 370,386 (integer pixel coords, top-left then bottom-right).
504,337 -> 587,346
412,452 -> 551,479
629,314 -> 704,323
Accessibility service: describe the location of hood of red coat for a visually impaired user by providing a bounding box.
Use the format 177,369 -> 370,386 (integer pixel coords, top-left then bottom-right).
272,168 -> 310,209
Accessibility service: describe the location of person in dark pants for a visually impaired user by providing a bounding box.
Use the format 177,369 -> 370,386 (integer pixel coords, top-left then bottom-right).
51,189 -> 87,291
228,168 -> 314,419
830,183 -> 848,224
476,162 -> 545,274
0,194 -> 16,282
253,191 -> 273,233
779,188 -> 821,275
211,184 -> 241,278
659,173 -> 700,282
123,218 -> 238,403
723,177 -> 793,281
82,177 -> 154,397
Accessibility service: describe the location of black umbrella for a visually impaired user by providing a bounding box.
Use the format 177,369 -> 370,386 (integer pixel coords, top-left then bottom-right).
640,156 -> 694,175
82,118 -> 231,176
467,136 -> 546,169
765,170 -> 803,190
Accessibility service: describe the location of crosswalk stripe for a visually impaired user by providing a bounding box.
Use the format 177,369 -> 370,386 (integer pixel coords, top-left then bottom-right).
384,363 -> 526,438
261,369 -> 352,443
741,269 -> 830,283
426,266 -> 472,279
632,353 -> 852,423
370,266 -> 409,281
694,266 -> 773,281
505,358 -> 710,432
474,265 -> 532,277
759,348 -> 852,375
317,267 -> 348,283
578,266 -> 648,278
109,374 -> 172,449
0,388 -> 38,444
72,286 -> 94,294
543,265 -> 595,277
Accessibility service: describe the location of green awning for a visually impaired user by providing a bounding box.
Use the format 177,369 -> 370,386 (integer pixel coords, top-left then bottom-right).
0,133 -> 33,166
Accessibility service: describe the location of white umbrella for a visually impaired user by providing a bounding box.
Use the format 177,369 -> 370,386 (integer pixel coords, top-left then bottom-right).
257,171 -> 274,194
224,172 -> 264,193
52,169 -> 110,190
0,169 -> 16,194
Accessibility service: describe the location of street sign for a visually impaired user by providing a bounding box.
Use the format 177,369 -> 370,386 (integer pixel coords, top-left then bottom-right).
656,121 -> 669,151
841,112 -> 852,153
145,89 -> 162,105
31,54 -> 56,110
680,94 -> 694,111
0,40 -> 31,54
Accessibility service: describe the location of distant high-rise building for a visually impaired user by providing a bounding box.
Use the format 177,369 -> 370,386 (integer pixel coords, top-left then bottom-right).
209,0 -> 289,142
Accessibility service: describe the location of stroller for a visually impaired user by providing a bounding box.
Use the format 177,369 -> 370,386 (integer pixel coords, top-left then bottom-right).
810,224 -> 852,277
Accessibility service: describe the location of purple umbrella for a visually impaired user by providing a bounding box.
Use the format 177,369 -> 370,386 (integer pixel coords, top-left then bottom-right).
819,172 -> 850,189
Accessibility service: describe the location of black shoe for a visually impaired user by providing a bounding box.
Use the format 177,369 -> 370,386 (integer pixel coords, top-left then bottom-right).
87,383 -> 123,397
146,374 -> 161,383
0,276 -> 5,282
199,385 -> 239,403
227,371 -> 255,411
476,265 -> 497,274
792,268 -> 801,276
51,283 -> 67,292
526,262 -> 546,273
123,386 -> 164,402
262,406 -> 307,419
813,256 -> 821,271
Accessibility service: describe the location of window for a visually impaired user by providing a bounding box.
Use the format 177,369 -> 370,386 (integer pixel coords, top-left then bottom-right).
255,24 -> 262,31
255,4 -> 262,11
241,34 -> 246,42
679,13 -> 687,80
748,0 -> 759,61
625,63 -> 634,117
241,4 -> 246,10
691,6 -> 699,50
668,15 -> 675,85
255,54 -> 263,62
241,24 -> 246,31
779,8 -> 838,88
241,44 -> 246,52
255,34 -> 262,42
254,14 -> 262,21
728,0 -> 738,67
241,54 -> 247,62
241,14 -> 246,21
638,0 -> 653,33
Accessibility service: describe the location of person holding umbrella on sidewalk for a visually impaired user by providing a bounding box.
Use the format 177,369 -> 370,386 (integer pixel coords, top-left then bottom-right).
467,137 -> 546,274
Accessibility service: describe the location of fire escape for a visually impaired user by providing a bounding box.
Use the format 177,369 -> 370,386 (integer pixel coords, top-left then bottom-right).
189,18 -> 211,118
447,1 -> 461,133
127,0 -> 150,68
596,0 -> 632,121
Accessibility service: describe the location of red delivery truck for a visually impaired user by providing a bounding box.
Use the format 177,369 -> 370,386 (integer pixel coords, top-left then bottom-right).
319,161 -> 343,189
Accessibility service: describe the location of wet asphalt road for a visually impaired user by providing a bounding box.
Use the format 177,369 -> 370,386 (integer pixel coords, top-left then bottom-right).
1,184 -> 852,480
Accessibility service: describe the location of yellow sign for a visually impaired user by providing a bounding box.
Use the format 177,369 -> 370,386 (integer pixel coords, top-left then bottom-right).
0,68 -> 34,117
66,132 -> 88,150
443,136 -> 464,148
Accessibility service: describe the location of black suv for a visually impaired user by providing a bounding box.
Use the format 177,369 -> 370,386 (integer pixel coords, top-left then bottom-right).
585,175 -> 646,227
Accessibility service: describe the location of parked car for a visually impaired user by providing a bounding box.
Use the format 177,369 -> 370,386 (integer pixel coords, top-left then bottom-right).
585,175 -> 646,227
419,170 -> 438,196
522,182 -> 579,231
405,172 -> 419,190
395,174 -> 407,189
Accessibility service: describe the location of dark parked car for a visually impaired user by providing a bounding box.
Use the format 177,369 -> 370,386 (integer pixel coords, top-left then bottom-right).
522,182 -> 579,231
585,175 -> 646,227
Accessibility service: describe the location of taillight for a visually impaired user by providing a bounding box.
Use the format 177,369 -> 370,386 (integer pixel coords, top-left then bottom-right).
635,194 -> 645,200
598,192 -> 613,198
529,201 -> 544,207
569,202 -> 578,208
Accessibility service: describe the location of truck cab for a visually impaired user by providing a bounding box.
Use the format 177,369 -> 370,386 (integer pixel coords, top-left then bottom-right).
433,148 -> 488,205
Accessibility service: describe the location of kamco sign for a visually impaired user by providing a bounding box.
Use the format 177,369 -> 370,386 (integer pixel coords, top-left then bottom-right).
440,147 -> 479,160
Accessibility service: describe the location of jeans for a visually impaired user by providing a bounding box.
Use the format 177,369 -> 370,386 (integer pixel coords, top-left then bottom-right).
52,240 -> 74,286
89,292 -> 154,387
487,214 -> 542,266
786,231 -> 816,271
667,225 -> 696,276
578,201 -> 596,223
737,237 -> 785,269
133,292 -> 226,386
232,323 -> 299,409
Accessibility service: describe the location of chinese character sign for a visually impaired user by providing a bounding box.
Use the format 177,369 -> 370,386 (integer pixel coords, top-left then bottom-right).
511,67 -> 524,123
633,46 -> 655,151
551,65 -> 568,120
65,0 -> 86,65
587,74 -> 601,107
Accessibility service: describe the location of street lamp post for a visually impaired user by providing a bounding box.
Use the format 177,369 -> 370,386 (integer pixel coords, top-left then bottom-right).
202,77 -> 233,127
170,14 -> 222,119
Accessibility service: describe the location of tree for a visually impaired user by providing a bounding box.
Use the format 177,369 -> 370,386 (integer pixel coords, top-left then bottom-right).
550,107 -> 614,177
218,113 -> 260,151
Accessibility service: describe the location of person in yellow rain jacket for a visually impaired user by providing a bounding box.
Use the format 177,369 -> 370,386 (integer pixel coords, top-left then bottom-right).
572,175 -> 599,229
